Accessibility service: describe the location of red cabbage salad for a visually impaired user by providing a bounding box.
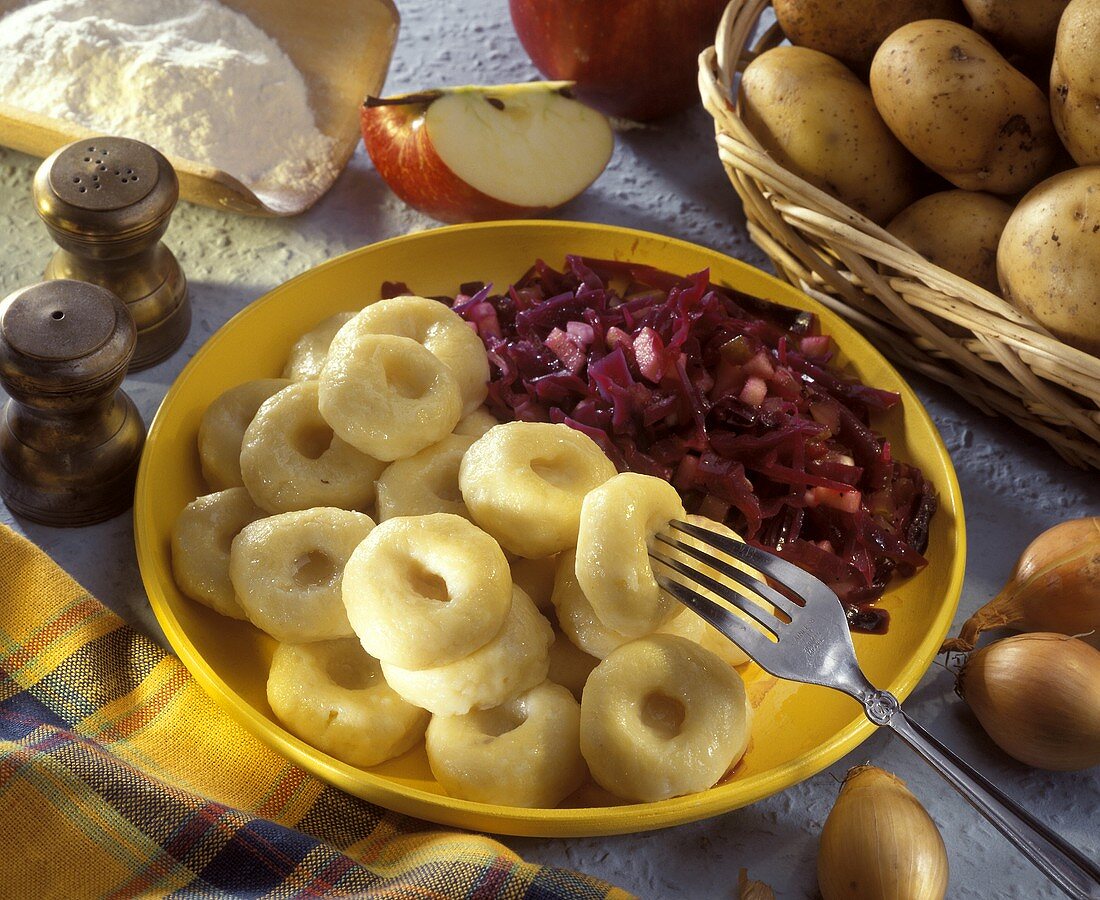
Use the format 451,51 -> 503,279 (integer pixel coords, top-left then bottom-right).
385,255 -> 936,628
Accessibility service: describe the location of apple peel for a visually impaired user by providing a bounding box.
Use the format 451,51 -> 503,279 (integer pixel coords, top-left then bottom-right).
509,0 -> 727,121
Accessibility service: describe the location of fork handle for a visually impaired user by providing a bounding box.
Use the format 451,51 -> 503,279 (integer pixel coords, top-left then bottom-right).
883,706 -> 1100,900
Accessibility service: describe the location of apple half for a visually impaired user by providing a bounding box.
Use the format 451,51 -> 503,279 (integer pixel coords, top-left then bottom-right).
360,82 -> 614,224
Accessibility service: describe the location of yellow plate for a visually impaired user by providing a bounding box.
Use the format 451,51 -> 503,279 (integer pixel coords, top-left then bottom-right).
134,220 -> 965,837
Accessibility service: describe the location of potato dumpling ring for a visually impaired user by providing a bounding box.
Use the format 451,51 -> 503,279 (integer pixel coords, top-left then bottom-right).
675,514 -> 753,667
453,406 -> 499,438
580,633 -> 752,802
240,381 -> 385,514
426,680 -> 587,808
509,553 -> 559,614
198,378 -> 290,491
375,434 -> 475,522
282,311 -> 356,382
319,332 -> 462,462
171,487 -> 264,620
551,549 -> 704,659
575,472 -> 685,638
548,630 -> 598,702
347,295 -> 490,417
380,586 -> 553,716
460,421 -> 617,558
267,638 -> 429,769
342,513 -> 512,670
230,507 -> 374,643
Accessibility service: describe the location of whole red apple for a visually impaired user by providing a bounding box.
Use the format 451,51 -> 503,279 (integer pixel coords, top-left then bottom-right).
509,0 -> 727,121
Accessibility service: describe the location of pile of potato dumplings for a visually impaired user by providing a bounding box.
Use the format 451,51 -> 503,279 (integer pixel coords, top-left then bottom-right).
172,296 -> 755,808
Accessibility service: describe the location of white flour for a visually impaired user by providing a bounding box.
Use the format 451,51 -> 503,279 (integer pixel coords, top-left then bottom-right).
0,0 -> 338,212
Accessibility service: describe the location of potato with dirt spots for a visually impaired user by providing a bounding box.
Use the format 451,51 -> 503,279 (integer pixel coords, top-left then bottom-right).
740,46 -> 919,224
870,20 -> 1058,195
962,0 -> 1068,56
886,190 -> 1014,295
996,166 -> 1100,357
1050,0 -> 1100,166
773,0 -> 964,72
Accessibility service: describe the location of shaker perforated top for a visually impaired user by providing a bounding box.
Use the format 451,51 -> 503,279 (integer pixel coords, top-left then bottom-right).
47,138 -> 159,212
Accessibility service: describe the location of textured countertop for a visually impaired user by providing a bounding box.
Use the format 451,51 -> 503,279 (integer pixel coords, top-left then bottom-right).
0,1 -> 1097,897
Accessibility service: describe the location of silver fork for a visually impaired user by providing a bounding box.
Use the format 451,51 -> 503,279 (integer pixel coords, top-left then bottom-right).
649,518 -> 1100,900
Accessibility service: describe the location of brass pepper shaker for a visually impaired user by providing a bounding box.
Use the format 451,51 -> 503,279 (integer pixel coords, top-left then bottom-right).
0,280 -> 146,526
33,136 -> 191,371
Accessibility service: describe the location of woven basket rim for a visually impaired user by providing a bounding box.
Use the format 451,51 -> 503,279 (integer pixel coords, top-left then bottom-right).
699,0 -> 1100,469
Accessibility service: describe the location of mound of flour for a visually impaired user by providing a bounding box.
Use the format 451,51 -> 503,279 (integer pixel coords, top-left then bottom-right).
0,0 -> 338,211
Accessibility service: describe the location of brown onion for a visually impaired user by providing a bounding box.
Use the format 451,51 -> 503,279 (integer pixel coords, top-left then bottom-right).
818,765 -> 948,900
958,633 -> 1100,770
943,517 -> 1100,653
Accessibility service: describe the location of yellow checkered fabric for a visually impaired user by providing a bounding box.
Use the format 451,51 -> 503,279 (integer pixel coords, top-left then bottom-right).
0,525 -> 631,899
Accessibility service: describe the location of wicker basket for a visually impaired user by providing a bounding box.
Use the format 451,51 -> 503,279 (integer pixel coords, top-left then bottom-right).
699,0 -> 1100,469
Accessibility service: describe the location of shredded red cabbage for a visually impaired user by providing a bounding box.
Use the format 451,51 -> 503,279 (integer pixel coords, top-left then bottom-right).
384,256 -> 936,623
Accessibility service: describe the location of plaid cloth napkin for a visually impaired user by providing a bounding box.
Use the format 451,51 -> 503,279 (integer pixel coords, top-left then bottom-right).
0,525 -> 632,899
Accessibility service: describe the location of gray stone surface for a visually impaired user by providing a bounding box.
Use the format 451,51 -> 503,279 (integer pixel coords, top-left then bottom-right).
0,1 -> 1096,897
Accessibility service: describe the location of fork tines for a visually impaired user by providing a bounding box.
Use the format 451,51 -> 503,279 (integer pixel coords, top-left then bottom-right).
647,520 -> 790,665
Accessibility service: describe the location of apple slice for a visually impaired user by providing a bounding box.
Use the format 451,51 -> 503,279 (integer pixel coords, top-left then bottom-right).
360,82 -> 614,224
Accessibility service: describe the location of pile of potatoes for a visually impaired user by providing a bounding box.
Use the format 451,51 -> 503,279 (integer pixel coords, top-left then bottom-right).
739,0 -> 1100,357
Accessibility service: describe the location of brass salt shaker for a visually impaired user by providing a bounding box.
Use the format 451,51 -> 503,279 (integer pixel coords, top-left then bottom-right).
0,280 -> 146,526
33,136 -> 191,371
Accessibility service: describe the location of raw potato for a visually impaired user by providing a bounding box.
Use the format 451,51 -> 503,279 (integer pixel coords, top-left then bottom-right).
1050,0 -> 1100,166
740,46 -> 919,224
996,167 -> 1100,357
773,0 -> 964,71
963,0 -> 1068,55
886,190 -> 1014,294
870,20 -> 1057,194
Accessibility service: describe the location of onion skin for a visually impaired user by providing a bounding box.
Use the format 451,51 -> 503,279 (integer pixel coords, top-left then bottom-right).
959,633 -> 1100,771
738,869 -> 775,900
943,517 -> 1100,653
1015,518 -> 1099,582
818,765 -> 949,900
